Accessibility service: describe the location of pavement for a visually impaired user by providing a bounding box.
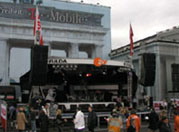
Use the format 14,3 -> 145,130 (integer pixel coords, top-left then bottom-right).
1,118 -> 175,132
0,122 -> 162,132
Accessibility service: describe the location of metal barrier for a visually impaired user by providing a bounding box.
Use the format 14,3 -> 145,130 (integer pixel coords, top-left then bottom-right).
60,111 -> 151,128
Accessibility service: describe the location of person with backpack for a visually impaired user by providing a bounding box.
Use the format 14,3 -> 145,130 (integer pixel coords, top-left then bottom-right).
88,106 -> 97,132
127,109 -> 141,132
127,118 -> 136,132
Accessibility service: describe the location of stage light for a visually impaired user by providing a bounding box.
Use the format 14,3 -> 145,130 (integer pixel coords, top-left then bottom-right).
79,74 -> 82,77
102,72 -> 106,75
86,73 -> 92,77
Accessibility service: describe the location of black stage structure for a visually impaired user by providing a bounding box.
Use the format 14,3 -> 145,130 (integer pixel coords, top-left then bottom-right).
20,56 -> 138,104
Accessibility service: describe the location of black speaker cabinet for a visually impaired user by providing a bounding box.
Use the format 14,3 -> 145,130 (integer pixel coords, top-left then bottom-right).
30,45 -> 48,85
139,53 -> 156,86
172,64 -> 179,91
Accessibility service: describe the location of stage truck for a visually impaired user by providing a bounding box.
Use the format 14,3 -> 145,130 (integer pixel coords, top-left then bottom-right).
20,57 -> 138,114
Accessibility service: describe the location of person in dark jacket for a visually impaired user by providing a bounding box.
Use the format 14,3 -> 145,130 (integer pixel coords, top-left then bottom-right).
30,107 -> 36,132
148,108 -> 159,132
56,109 -> 67,132
39,105 -> 49,132
159,116 -> 171,132
88,106 -> 97,132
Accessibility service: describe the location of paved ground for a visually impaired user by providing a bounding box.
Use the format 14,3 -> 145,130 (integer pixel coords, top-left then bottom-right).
1,122 -> 174,132
1,118 -> 175,132
0,126 -> 153,132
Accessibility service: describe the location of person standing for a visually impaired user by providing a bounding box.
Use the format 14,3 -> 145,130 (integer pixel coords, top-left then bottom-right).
74,107 -> 85,132
127,118 -> 136,132
174,112 -> 179,132
17,107 -> 28,132
30,107 -> 37,132
56,109 -> 67,132
39,104 -> 49,132
158,109 -> 167,130
127,109 -> 141,132
159,116 -> 171,132
88,106 -> 97,132
108,110 -> 123,132
148,108 -> 159,132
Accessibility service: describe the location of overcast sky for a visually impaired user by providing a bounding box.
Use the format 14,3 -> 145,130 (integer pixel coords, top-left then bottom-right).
73,0 -> 179,49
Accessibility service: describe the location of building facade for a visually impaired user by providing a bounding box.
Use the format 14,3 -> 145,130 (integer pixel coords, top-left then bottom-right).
0,0 -> 111,85
110,27 -> 179,101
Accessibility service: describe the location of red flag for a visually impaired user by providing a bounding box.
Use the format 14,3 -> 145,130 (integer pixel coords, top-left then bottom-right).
1,104 -> 7,131
33,6 -> 43,45
130,24 -> 134,56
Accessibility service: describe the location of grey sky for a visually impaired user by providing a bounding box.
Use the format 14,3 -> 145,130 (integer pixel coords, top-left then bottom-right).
73,0 -> 179,49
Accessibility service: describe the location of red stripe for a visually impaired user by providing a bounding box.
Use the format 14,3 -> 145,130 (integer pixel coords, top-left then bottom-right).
130,24 -> 134,56
33,19 -> 36,36
34,6 -> 43,45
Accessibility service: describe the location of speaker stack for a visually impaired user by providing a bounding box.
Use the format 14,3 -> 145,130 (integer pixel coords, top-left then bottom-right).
172,64 -> 179,91
139,53 -> 156,86
30,45 -> 48,85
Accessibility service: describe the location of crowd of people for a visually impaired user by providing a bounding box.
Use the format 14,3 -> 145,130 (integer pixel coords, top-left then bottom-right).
4,99 -> 179,132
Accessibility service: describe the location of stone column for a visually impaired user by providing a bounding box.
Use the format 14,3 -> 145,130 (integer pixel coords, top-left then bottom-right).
0,39 -> 10,85
155,48 -> 161,101
68,43 -> 79,58
92,45 -> 103,58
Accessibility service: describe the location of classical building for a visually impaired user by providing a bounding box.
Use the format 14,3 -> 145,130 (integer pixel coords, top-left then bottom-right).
110,27 -> 179,101
0,0 -> 111,85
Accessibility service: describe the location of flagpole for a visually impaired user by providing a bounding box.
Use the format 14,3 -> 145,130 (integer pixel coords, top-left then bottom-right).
128,23 -> 134,108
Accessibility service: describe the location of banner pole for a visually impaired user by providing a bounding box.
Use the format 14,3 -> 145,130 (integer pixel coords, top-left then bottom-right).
5,103 -> 7,132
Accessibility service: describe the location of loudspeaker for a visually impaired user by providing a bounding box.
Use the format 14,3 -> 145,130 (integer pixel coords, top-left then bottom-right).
149,96 -> 153,108
30,45 -> 48,85
172,64 -> 179,91
139,53 -> 156,86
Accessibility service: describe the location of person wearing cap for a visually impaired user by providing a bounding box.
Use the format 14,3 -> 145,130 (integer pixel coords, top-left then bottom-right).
159,116 -> 171,132
108,109 -> 123,132
74,107 -> 85,132
174,112 -> 179,132
17,107 -> 28,132
127,109 -> 141,132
